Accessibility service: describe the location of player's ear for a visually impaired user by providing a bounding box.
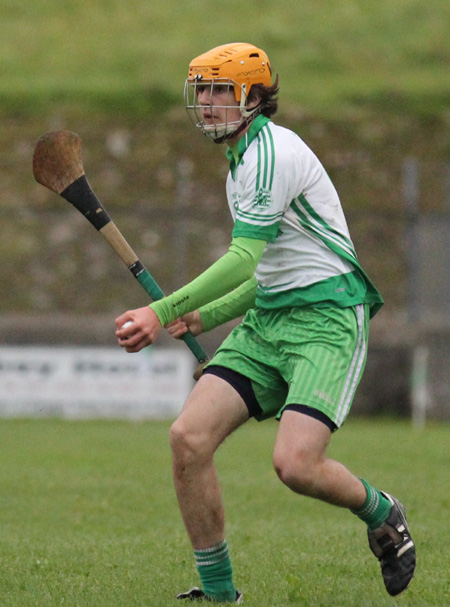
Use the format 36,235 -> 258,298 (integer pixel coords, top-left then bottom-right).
246,90 -> 262,110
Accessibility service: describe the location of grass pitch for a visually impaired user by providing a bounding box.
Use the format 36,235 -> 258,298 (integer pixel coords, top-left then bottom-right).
2,1 -> 450,118
0,417 -> 448,606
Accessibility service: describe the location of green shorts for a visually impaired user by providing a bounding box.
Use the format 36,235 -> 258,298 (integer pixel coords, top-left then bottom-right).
208,304 -> 369,428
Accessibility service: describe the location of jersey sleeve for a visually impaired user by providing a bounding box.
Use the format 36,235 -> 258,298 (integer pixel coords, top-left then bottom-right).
199,276 -> 257,332
231,126 -> 304,242
149,237 -> 266,326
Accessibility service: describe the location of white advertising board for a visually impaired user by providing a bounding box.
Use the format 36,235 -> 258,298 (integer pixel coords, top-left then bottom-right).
0,346 -> 194,419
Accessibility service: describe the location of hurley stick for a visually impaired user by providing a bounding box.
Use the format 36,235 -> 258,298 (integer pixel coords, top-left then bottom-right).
33,130 -> 209,375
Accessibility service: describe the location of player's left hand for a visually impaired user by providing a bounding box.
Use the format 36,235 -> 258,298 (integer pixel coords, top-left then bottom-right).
115,306 -> 162,353
166,310 -> 204,339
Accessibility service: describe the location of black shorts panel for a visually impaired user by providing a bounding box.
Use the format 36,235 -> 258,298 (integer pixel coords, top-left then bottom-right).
202,365 -> 263,419
282,403 -> 337,432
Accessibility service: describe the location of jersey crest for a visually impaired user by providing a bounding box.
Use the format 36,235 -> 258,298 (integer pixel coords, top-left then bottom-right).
252,187 -> 272,208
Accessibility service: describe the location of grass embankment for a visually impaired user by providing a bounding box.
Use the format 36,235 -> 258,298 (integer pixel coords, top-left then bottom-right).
2,1 -> 450,118
1,2 -> 449,318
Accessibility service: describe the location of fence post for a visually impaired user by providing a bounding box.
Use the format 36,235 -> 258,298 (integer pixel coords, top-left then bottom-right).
403,157 -> 420,323
444,162 -> 450,211
173,158 -> 194,289
411,345 -> 429,430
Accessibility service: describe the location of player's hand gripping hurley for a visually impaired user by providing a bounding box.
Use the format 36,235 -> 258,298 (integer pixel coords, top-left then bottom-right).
33,130 -> 209,377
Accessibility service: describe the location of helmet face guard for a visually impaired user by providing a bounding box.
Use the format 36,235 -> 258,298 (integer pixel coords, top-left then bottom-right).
185,43 -> 272,143
184,76 -> 258,143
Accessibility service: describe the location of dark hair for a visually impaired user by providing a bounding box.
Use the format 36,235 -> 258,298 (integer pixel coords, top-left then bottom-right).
247,75 -> 279,118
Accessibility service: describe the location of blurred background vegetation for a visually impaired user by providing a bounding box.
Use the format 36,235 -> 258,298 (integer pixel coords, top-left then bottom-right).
1,0 -> 450,339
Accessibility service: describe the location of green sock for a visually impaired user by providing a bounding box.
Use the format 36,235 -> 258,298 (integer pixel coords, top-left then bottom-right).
351,478 -> 392,530
194,540 -> 236,602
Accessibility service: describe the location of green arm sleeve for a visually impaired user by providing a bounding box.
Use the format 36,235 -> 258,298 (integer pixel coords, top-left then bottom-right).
199,276 -> 257,332
150,237 -> 266,326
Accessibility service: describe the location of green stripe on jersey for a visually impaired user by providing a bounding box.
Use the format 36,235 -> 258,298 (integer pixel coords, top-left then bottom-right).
226,115 -> 271,180
255,271 -> 370,309
290,193 -> 384,317
257,124 -> 275,191
233,218 -> 280,242
236,208 -> 283,222
292,194 -> 357,262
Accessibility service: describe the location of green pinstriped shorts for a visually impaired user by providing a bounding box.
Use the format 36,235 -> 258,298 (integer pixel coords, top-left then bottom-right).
209,304 -> 370,428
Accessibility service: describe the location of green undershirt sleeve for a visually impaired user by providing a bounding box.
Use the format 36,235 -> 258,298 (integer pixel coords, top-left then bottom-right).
198,276 -> 258,332
149,237 -> 266,327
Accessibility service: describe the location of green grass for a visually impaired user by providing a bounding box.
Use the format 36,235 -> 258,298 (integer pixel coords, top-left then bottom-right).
0,417 -> 448,606
2,0 -> 450,118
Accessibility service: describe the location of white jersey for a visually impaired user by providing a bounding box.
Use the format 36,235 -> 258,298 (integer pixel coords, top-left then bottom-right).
226,116 -> 383,314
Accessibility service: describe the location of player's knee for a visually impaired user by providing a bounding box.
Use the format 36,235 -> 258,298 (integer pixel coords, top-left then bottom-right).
169,418 -> 211,465
272,446 -> 317,494
170,418 -> 194,459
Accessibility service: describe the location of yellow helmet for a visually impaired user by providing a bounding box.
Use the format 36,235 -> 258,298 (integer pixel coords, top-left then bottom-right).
185,42 -> 273,142
187,42 -> 272,102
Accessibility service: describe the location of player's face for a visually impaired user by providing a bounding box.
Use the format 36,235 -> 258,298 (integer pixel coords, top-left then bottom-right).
195,82 -> 242,127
